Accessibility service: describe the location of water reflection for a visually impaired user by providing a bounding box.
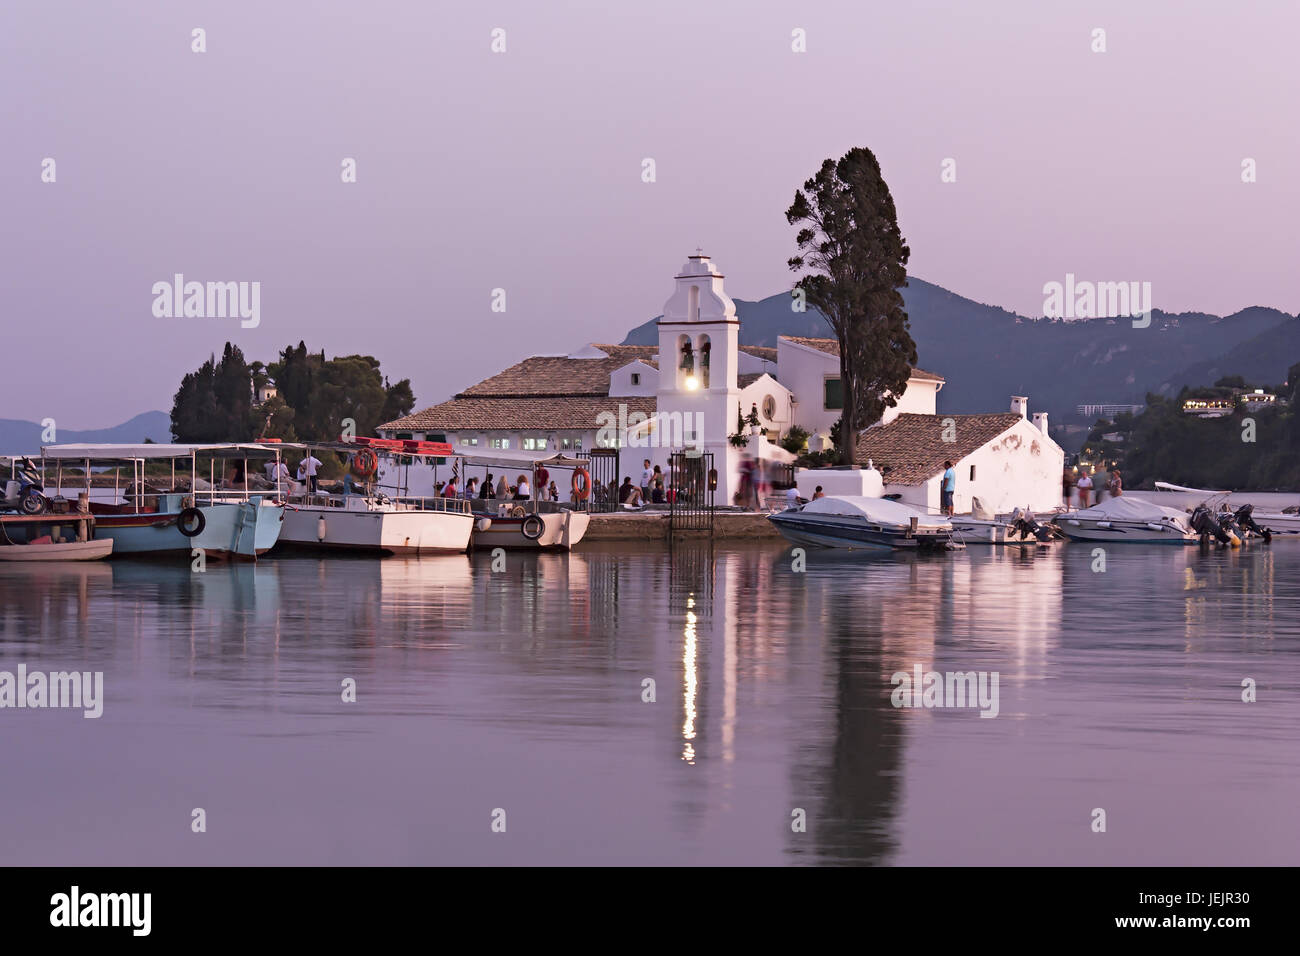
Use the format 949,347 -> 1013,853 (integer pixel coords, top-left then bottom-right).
0,540 -> 1296,865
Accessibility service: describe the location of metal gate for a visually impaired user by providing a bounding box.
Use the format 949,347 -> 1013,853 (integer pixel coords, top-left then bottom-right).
669,451 -> 715,534
587,448 -> 620,513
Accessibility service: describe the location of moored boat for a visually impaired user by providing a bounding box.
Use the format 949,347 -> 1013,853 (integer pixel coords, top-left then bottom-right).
469,504 -> 590,551
40,443 -> 286,560
1052,497 -> 1197,544
768,495 -> 958,551
0,511 -> 112,561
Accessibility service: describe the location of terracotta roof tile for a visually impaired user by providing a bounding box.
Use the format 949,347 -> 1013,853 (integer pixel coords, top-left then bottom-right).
739,345 -> 777,361
381,397 -> 659,432
854,413 -> 1024,484
777,336 -> 943,381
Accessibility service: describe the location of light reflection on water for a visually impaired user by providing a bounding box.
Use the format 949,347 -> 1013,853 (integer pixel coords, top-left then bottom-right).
0,541 -> 1297,866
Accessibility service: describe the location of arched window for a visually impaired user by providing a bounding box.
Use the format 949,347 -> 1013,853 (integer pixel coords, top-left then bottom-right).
678,334 -> 694,388
698,336 -> 711,388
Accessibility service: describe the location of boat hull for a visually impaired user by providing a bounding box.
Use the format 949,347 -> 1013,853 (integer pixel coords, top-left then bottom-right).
277,505 -> 473,554
469,510 -> 589,550
92,499 -> 283,560
1053,519 -> 1196,544
768,512 -> 954,551
0,538 -> 113,561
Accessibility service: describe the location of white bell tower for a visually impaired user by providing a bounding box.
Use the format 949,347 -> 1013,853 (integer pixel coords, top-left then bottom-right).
655,251 -> 742,500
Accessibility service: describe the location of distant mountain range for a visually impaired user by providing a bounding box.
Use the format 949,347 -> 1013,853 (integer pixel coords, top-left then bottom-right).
621,278 -> 1298,422
0,411 -> 171,455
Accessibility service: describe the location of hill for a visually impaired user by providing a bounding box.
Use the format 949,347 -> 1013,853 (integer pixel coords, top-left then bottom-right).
1162,312 -> 1300,390
621,279 -> 1295,421
0,411 -> 171,455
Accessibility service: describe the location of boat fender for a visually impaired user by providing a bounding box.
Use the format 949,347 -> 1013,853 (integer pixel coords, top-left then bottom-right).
177,507 -> 206,538
317,516 -> 327,541
521,514 -> 545,540
1097,521 -> 1111,529
1146,522 -> 1165,532
475,517 -> 493,532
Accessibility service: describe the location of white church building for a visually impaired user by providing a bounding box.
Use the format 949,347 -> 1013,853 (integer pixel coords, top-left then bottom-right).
380,253 -> 1062,510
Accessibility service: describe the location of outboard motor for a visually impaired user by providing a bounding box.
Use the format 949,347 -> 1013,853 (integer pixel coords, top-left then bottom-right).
1234,503 -> 1272,542
1189,504 -> 1231,545
1010,508 -> 1053,542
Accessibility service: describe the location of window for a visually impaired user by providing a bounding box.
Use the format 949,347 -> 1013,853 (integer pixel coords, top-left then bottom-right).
395,432 -> 413,441
458,436 -> 479,447
762,394 -> 776,419
969,465 -> 976,481
631,373 -> 641,386
824,377 -> 843,410
489,437 -> 511,450
522,436 -> 547,451
561,437 -> 573,449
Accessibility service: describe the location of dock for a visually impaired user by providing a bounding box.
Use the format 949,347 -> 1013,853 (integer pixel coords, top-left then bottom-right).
584,510 -> 782,541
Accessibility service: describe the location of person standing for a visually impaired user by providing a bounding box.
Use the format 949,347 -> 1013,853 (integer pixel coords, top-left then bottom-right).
1076,470 -> 1093,508
1062,466 -> 1076,510
301,452 -> 322,494
464,477 -> 478,499
941,460 -> 957,516
443,477 -> 457,498
481,473 -> 495,500
640,459 -> 654,502
1108,468 -> 1123,498
1094,466 -> 1110,504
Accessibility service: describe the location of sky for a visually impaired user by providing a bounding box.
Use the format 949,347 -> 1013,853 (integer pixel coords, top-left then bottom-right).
2,0 -> 1297,427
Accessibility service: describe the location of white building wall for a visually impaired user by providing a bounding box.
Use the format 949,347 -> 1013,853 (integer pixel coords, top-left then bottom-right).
608,361 -> 659,397
880,418 -> 1064,515
738,374 -> 793,435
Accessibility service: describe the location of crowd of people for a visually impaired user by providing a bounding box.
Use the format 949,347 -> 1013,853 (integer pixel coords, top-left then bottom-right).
1062,464 -> 1122,510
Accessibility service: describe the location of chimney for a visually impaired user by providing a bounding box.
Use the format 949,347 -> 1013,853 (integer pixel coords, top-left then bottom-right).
1032,411 -> 1049,435
1011,396 -> 1028,418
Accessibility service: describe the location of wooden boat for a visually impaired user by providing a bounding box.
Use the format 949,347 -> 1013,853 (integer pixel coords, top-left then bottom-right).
0,511 -> 113,561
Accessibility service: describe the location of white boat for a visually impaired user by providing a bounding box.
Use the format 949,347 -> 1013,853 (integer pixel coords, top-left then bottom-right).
768,495 -> 958,551
1053,496 -> 1197,544
279,492 -> 473,554
0,512 -> 113,561
269,440 -> 474,555
949,499 -> 1056,544
1151,481 -> 1300,536
468,504 -> 590,551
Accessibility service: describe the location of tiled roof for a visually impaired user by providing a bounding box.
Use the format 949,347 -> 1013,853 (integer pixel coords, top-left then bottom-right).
738,373 -> 765,388
381,397 -> 658,432
778,336 -> 944,382
739,345 -> 777,362
854,413 -> 1024,484
592,344 -> 660,364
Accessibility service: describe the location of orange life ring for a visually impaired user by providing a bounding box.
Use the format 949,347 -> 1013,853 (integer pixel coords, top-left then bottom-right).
571,467 -> 591,501
352,448 -> 378,478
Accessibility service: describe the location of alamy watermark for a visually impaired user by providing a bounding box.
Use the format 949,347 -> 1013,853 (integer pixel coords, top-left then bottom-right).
0,666 -> 104,718
890,665 -> 1000,718
595,404 -> 705,456
1042,273 -> 1152,327
152,274 -> 260,328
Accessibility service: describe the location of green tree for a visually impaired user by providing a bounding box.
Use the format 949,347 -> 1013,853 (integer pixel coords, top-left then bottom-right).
787,147 -> 916,465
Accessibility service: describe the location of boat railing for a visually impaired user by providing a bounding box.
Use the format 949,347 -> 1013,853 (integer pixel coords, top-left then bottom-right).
390,496 -> 473,515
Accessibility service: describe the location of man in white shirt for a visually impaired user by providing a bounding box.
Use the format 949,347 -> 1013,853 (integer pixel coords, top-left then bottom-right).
785,485 -> 801,509
301,453 -> 322,493
640,459 -> 654,502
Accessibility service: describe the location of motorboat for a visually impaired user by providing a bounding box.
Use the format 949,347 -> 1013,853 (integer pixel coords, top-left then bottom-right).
469,502 -> 590,551
1052,496 -> 1197,544
1150,481 -> 1300,537
40,443 -> 286,560
271,440 -> 474,555
948,498 -> 1057,544
0,511 -> 112,561
768,495 -> 958,551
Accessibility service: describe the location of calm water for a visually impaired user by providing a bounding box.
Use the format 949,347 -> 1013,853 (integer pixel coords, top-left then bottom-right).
1,540 -> 1297,866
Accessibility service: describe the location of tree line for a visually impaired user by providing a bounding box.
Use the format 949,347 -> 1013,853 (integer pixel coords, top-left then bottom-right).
170,341 -> 415,444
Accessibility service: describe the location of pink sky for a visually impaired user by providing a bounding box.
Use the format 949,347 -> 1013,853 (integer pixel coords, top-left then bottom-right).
2,0 -> 1296,426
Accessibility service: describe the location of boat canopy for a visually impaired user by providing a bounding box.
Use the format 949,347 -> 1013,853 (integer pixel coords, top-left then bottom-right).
801,495 -> 952,529
1071,497 -> 1188,522
41,443 -> 280,461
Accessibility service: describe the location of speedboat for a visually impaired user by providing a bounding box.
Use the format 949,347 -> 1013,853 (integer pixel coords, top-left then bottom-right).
1052,496 -> 1197,544
1151,481 -> 1300,537
948,498 -> 1057,544
768,495 -> 958,551
469,503 -> 590,551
